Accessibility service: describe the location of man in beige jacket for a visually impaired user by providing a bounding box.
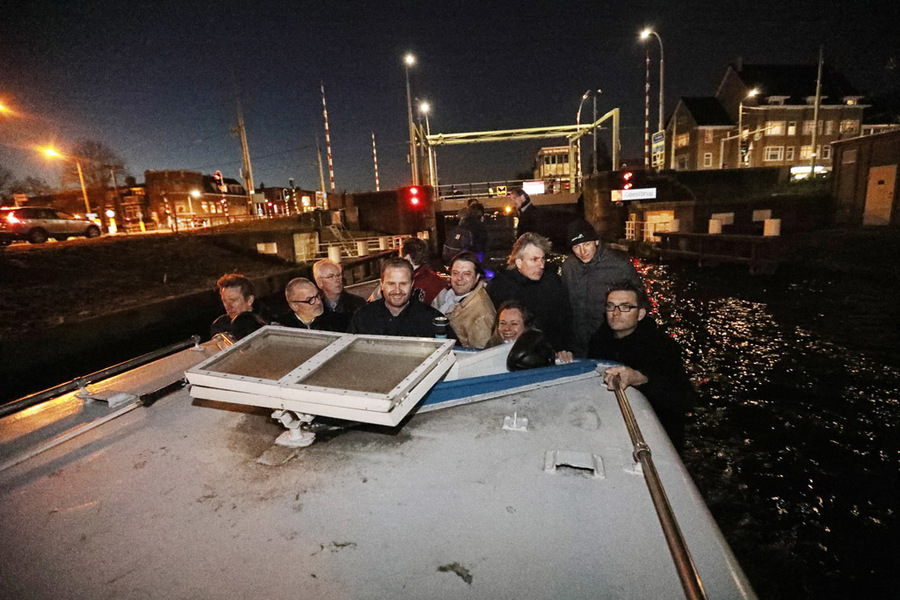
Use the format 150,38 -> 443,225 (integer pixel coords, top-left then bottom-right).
432,252 -> 496,349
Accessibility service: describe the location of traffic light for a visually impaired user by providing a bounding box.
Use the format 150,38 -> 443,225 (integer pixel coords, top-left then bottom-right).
401,185 -> 427,209
619,170 -> 634,190
740,138 -> 749,156
213,170 -> 226,193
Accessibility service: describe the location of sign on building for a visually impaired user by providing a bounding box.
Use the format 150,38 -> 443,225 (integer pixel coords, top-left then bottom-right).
651,131 -> 665,167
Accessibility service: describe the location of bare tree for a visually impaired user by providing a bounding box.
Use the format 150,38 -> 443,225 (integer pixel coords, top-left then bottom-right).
12,176 -> 52,197
58,140 -> 126,222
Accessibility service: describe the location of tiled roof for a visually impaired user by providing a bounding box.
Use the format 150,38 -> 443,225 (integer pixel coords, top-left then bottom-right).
733,64 -> 860,101
680,97 -> 734,126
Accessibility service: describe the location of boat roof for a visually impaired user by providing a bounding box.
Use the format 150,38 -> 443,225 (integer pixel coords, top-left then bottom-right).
0,341 -> 755,599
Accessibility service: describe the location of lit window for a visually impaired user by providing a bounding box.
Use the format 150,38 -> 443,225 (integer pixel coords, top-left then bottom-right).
802,121 -> 815,135
785,146 -> 795,161
825,121 -> 835,135
676,133 -> 690,148
787,121 -> 797,136
765,121 -> 786,136
764,146 -> 784,162
800,145 -> 813,159
840,120 -> 859,134
703,152 -> 713,167
704,129 -> 713,144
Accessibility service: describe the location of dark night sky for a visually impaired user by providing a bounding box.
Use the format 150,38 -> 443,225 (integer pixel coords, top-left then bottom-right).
1,0 -> 897,193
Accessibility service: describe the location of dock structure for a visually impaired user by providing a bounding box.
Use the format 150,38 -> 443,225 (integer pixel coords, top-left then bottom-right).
655,232 -> 785,274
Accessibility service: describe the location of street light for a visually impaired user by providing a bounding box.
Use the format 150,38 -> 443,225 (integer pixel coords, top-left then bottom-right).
404,52 -> 419,185
737,88 -> 759,167
419,101 -> 437,187
42,147 -> 92,216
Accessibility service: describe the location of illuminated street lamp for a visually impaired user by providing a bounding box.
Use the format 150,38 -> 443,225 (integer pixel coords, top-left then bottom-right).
737,88 -> 760,167
404,52 -> 419,185
42,147 -> 92,216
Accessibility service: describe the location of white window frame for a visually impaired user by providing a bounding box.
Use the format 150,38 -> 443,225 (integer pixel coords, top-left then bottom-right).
822,145 -> 832,160
703,152 -> 713,167
704,129 -> 714,144
825,120 -> 835,135
785,146 -> 795,161
787,121 -> 797,136
764,146 -> 784,162
800,145 -> 813,159
840,120 -> 859,134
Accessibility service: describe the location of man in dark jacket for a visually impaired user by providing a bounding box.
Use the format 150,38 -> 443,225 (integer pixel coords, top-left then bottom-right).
510,188 -> 539,238
561,219 -> 644,357
486,232 -> 573,352
313,258 -> 366,332
350,258 -> 450,338
211,273 -> 267,340
276,277 -> 345,332
588,281 -> 693,452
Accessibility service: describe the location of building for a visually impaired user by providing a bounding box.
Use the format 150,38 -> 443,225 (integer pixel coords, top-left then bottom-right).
831,129 -> 900,226
144,170 -> 250,229
668,63 -> 867,175
532,146 -> 572,191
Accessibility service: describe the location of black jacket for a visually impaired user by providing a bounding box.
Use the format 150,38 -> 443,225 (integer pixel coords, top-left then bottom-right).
276,309 -> 347,333
349,297 -> 450,338
486,268 -> 573,352
588,318 -> 693,451
322,290 -> 367,332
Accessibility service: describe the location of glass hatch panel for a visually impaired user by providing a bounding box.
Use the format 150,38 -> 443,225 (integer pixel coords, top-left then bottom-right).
202,329 -> 340,380
300,337 -> 441,394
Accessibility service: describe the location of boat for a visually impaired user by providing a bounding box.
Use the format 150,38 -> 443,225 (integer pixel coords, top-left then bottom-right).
0,327 -> 756,599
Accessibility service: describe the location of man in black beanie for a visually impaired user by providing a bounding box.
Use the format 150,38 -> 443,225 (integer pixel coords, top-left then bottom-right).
561,219 -> 644,357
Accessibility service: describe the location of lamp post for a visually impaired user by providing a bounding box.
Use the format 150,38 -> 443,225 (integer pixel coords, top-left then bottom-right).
736,88 -> 759,167
419,101 -> 437,187
576,89 -> 591,182
404,52 -> 419,185
42,147 -> 91,216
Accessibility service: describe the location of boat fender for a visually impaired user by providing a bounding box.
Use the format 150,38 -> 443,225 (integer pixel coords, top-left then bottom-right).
507,330 -> 555,371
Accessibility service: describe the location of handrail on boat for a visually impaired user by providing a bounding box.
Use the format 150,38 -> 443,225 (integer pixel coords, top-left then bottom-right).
610,375 -> 709,600
0,336 -> 201,419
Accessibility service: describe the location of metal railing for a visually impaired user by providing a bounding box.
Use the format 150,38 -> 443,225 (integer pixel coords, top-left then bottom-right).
610,375 -> 708,600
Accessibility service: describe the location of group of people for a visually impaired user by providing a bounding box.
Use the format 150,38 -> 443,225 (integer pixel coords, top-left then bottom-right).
210,197 -> 693,450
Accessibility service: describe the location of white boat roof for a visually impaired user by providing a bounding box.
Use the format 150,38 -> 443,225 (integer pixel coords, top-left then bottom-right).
0,342 -> 756,599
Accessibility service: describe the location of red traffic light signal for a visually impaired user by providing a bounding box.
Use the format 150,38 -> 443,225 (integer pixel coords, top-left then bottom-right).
621,171 -> 634,190
401,185 -> 428,209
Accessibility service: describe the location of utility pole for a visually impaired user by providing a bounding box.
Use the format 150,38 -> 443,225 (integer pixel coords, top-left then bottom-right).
234,98 -> 255,212
809,46 -> 824,177
316,135 -> 326,195
321,82 -> 336,193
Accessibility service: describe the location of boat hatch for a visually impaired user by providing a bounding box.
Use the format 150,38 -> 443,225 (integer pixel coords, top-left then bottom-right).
185,326 -> 456,431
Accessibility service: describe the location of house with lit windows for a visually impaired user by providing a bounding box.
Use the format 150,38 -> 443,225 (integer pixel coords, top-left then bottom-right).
667,63 -> 867,175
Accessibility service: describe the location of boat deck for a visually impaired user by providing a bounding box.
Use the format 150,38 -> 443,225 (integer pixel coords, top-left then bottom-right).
0,345 -> 755,599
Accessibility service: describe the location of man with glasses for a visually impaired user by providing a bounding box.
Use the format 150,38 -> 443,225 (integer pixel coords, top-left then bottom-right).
562,219 -> 644,357
313,258 -> 366,332
432,252 -> 495,349
588,281 -> 693,452
277,277 -> 344,331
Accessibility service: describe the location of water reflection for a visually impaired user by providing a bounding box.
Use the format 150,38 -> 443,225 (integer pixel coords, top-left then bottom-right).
642,261 -> 900,599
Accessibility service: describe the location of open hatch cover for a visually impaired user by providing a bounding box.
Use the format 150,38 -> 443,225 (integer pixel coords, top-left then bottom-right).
185,326 -> 456,426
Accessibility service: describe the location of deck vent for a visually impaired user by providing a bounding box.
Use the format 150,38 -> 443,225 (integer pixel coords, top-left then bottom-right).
543,450 -> 605,479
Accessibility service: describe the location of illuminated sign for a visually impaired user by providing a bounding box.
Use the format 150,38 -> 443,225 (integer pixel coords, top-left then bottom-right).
611,187 -> 657,202
522,180 -> 545,196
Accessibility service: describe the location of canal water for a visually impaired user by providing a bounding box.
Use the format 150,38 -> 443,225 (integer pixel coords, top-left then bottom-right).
639,260 -> 899,599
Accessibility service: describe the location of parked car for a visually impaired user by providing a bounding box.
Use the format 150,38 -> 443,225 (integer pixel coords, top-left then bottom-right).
0,206 -> 101,245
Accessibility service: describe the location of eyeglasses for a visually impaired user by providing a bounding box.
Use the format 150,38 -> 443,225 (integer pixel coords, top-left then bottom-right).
605,302 -> 638,313
318,273 -> 342,281
288,291 -> 322,305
